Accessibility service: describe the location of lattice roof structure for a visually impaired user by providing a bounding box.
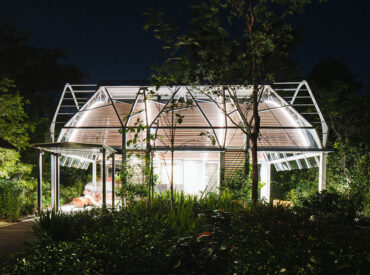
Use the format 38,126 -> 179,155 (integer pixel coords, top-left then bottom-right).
50,81 -> 328,172
33,81 -> 331,210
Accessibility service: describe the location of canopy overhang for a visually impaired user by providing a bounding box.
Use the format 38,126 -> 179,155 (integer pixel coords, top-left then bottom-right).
33,142 -> 116,157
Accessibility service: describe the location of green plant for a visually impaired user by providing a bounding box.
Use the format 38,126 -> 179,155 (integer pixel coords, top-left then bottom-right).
221,169 -> 251,200
294,190 -> 364,225
34,209 -> 98,242
0,179 -> 23,221
5,192 -> 370,274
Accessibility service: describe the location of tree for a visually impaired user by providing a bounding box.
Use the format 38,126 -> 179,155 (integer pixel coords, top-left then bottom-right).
0,23 -> 84,116
0,24 -> 88,211
0,78 -> 33,149
308,59 -> 370,193
271,59 -> 369,206
145,0 -> 314,204
308,59 -> 369,145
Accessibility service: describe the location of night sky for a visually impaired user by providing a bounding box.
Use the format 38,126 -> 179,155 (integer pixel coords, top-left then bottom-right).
0,0 -> 369,87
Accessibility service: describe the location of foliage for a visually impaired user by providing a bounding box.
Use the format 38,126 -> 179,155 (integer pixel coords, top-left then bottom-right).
145,0 -> 308,85
0,179 -> 23,222
0,79 -> 33,149
0,23 -> 84,115
145,0 -> 318,203
118,152 -> 149,203
118,180 -> 149,203
293,190 -> 364,224
0,148 -> 36,220
5,192 -> 369,274
269,59 -> 369,212
308,59 -> 369,145
271,166 -> 317,202
0,23 -> 87,221
33,210 -> 98,242
0,148 -> 32,179
308,60 -> 369,201
220,168 -> 253,202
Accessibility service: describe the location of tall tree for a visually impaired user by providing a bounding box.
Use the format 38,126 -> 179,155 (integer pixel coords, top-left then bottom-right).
308,59 -> 370,190
0,23 -> 84,116
0,78 -> 32,149
308,59 -> 369,145
146,0 -> 313,203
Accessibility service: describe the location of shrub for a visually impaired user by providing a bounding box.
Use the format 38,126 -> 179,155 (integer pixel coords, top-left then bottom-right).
294,190 -> 364,224
33,210 -> 98,242
0,148 -> 36,220
0,179 -> 23,221
5,192 -> 370,274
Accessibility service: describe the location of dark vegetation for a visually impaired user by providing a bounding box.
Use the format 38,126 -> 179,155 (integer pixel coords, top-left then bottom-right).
4,192 -> 369,274
0,23 -> 88,221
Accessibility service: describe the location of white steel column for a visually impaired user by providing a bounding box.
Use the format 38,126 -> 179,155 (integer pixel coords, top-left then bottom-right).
50,154 -> 55,209
102,149 -> 107,207
260,163 -> 271,202
318,152 -> 328,192
92,161 -> 97,187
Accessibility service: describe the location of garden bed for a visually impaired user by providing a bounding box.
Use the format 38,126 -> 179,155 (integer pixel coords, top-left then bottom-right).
4,192 -> 370,274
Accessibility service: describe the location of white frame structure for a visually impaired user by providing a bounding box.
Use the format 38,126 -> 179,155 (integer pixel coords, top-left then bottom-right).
42,80 -> 329,209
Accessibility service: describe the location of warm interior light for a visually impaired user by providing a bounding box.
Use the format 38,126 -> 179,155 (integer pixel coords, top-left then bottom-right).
264,99 -> 309,147
69,100 -> 105,142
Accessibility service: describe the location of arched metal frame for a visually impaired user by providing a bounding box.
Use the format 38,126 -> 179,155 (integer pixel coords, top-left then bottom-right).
49,81 -> 330,202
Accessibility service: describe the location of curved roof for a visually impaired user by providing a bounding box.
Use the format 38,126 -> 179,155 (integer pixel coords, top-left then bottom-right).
52,82 -> 328,171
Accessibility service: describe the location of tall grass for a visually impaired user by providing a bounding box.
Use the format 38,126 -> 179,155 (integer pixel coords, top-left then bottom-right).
0,179 -> 23,222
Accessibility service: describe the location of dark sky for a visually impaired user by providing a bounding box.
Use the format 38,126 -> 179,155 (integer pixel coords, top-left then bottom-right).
0,0 -> 369,87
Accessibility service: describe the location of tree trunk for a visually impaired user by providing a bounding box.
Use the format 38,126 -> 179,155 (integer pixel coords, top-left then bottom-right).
146,128 -> 151,206
251,83 -> 260,205
170,105 -> 174,209
250,133 -> 258,204
244,138 -> 250,177
171,148 -> 174,208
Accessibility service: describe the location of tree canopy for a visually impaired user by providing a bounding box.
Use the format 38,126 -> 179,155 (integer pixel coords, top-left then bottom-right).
0,78 -> 32,149
145,0 -> 319,203
0,23 -> 85,115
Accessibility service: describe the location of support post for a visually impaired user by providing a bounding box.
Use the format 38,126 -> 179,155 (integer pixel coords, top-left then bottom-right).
92,161 -> 97,187
112,153 -> 115,208
102,148 -> 107,207
220,151 -> 225,189
318,152 -> 327,192
37,150 -> 43,213
55,154 -> 60,211
50,154 -> 55,209
260,163 -> 271,202
122,130 -> 127,186
100,161 -> 103,183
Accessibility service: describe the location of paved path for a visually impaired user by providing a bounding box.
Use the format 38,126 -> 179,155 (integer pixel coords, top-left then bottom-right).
0,219 -> 37,271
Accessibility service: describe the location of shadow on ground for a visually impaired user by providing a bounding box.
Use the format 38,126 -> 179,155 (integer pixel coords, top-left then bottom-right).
0,219 -> 37,273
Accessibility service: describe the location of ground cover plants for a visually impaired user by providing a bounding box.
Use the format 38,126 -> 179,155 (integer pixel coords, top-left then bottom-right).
4,191 -> 369,274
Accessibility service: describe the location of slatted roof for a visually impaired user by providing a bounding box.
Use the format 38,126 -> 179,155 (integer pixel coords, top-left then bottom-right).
51,82 -> 328,171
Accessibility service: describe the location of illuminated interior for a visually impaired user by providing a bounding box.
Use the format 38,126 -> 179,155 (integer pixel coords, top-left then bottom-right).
47,82 -> 328,197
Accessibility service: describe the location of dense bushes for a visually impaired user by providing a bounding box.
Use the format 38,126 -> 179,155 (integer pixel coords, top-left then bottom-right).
0,148 -> 36,221
0,179 -> 23,221
5,191 -> 369,274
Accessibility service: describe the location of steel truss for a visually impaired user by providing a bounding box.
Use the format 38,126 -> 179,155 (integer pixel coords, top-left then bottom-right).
47,81 -> 330,204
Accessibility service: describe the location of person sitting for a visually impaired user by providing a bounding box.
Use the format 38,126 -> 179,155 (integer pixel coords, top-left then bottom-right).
72,184 -> 101,207
83,185 -> 101,207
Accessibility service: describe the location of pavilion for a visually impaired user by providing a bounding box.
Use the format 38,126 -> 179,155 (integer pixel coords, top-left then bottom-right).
34,81 -> 329,211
